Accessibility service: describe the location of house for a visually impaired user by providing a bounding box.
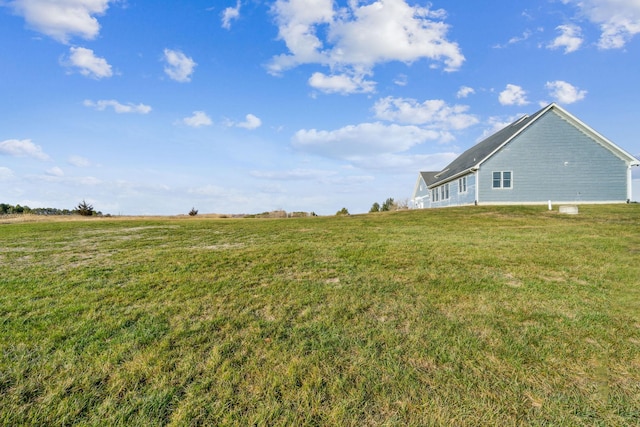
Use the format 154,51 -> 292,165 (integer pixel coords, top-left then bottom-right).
411,103 -> 639,208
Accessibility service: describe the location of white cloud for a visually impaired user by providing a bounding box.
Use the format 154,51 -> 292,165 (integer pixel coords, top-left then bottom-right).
308,72 -> 376,94
8,0 -> 112,43
508,30 -> 533,45
373,97 -> 479,130
0,167 -> 14,180
46,166 -> 65,177
393,74 -> 408,86
40,174 -> 101,186
349,152 -> 458,172
292,122 -> 442,160
224,114 -> 263,129
187,184 -> 251,205
182,111 -> 212,128
493,28 -> 543,49
188,184 -> 228,197
269,0 -> 464,86
290,129 -> 459,173
65,47 -> 112,79
327,0 -> 464,70
499,84 -> 529,106
222,0 -> 241,29
268,0 -> 334,73
456,86 -> 475,98
237,114 -> 262,130
477,114 -> 524,141
84,99 -> 152,114
565,0 -> 640,49
326,174 -> 376,186
0,139 -> 50,161
163,49 -> 196,82
496,30 -> 533,48
258,183 -> 286,194
548,24 -> 583,53
545,80 -> 587,104
250,168 -> 338,181
68,155 -> 91,167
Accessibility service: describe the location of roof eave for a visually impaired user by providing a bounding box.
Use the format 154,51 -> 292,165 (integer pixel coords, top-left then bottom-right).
427,167 -> 478,188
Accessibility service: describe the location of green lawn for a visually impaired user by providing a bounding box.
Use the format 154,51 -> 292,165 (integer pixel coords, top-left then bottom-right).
1,205 -> 639,425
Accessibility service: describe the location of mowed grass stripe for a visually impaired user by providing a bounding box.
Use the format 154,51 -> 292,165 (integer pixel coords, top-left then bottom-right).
1,205 -> 638,425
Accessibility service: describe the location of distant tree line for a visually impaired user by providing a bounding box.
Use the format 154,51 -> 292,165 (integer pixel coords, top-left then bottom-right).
1,203 -> 70,216
1,201 -> 103,216
369,198 -> 409,213
370,198 -> 395,212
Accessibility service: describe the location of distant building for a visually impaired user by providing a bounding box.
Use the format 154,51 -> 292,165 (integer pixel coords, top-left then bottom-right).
412,103 -> 639,208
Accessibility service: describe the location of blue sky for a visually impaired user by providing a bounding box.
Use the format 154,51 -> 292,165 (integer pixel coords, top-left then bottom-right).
1,0 -> 639,215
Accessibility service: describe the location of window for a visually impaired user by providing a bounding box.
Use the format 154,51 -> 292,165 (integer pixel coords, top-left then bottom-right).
432,184 -> 451,202
458,176 -> 467,193
492,172 -> 501,188
492,171 -> 513,189
503,171 -> 511,188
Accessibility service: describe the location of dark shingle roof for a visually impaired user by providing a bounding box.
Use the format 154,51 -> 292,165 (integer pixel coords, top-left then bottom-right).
428,103 -> 551,187
419,171 -> 439,186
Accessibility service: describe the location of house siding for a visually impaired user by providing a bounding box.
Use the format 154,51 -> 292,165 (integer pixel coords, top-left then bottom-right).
430,173 -> 476,208
478,110 -> 628,204
412,176 -> 430,208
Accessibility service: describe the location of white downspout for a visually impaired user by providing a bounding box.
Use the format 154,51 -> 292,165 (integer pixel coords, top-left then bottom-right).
475,170 -> 480,204
628,165 -> 633,202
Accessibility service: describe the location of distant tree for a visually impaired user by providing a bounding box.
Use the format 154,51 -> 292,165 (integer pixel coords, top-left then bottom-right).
189,207 -> 198,216
369,202 -> 380,213
336,207 -> 350,216
381,197 -> 395,212
75,200 -> 95,216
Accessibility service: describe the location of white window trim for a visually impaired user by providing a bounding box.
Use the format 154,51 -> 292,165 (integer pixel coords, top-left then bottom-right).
492,171 -> 513,189
458,176 -> 467,194
432,183 -> 451,202
503,171 -> 512,189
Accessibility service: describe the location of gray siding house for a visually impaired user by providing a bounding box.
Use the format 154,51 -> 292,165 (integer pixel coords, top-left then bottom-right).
412,103 -> 639,208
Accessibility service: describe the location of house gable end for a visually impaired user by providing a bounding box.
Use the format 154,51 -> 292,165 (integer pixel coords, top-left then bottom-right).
477,108 -> 631,203
548,104 -> 639,166
412,171 -> 439,208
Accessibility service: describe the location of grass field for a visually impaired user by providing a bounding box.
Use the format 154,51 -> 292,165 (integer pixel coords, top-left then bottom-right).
1,205 -> 639,425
